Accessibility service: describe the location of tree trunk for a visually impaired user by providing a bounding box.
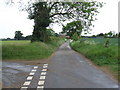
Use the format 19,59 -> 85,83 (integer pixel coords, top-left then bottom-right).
31,2 -> 50,43
31,26 -> 48,43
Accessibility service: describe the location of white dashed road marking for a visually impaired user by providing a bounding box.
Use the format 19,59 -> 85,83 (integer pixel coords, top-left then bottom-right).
21,64 -> 48,89
29,72 -> 35,75
37,63 -> 49,89
40,76 -> 46,80
31,69 -> 37,72
34,66 -> 38,69
41,72 -> 47,75
37,86 -> 44,88
42,69 -> 47,71
44,64 -> 48,66
21,65 -> 38,89
21,87 -> 28,88
43,65 -> 48,68
38,81 -> 45,85
27,76 -> 33,80
23,81 -> 31,86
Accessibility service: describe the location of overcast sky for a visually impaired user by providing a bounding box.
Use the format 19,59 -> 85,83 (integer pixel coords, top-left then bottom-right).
0,0 -> 119,39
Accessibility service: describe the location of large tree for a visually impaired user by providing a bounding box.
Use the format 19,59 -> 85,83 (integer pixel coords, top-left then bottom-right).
6,1 -> 104,42
14,31 -> 23,40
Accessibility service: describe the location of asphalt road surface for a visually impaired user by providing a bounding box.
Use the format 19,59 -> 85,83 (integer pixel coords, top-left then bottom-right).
2,41 -> 119,89
45,41 -> 118,88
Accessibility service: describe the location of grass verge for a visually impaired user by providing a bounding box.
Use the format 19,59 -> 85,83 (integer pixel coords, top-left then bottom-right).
2,37 -> 64,60
70,38 -> 119,82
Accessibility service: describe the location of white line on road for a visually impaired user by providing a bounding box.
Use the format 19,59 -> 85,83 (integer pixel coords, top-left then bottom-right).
21,66 -> 38,89
37,86 -> 44,88
21,87 -> 28,88
31,69 -> 37,72
42,69 -> 47,71
41,72 -> 47,75
27,76 -> 33,80
37,64 -> 48,89
23,81 -> 31,86
44,64 -> 48,66
40,76 -> 46,80
29,72 -> 35,75
34,66 -> 38,69
38,81 -> 45,85
43,65 -> 48,68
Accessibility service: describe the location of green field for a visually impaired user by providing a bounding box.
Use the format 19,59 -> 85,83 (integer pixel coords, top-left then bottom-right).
2,37 -> 64,60
70,37 -> 119,81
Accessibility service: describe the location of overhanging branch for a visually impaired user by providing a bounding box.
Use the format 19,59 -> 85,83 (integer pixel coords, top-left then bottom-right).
49,12 -> 69,18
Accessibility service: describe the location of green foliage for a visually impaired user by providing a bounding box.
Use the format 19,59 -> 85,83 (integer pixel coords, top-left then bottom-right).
27,1 -> 103,42
104,31 -> 114,38
119,32 -> 120,37
62,21 -> 83,38
104,38 -> 110,48
6,1 -> 104,42
2,37 -> 64,60
46,29 -> 55,36
54,33 -> 59,37
14,31 -> 23,40
107,31 -> 113,37
72,32 -> 79,41
30,2 -> 50,42
24,35 -> 32,40
70,37 -> 119,80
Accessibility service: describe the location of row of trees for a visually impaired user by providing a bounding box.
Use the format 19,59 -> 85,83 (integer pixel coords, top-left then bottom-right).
6,1 -> 104,42
14,30 -> 59,40
92,31 -> 120,38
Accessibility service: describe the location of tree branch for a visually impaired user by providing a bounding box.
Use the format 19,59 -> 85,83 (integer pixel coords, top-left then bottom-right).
49,12 -> 68,18
49,2 -> 59,12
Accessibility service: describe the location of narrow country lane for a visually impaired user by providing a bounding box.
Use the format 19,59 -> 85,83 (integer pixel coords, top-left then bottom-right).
2,41 -> 119,89
45,41 -> 118,88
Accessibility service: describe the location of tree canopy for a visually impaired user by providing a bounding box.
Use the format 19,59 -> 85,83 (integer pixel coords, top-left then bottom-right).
62,21 -> 83,38
6,0 -> 104,42
14,31 -> 23,40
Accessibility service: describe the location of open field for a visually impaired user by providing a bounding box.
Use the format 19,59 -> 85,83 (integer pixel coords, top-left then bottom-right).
2,37 -> 64,60
70,37 -> 119,81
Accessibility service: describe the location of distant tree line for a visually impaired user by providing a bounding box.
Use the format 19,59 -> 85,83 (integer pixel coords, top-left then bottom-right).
1,30 -> 59,41
91,31 -> 120,38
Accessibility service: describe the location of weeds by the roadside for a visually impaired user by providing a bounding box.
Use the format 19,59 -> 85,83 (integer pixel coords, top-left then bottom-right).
70,37 -> 119,81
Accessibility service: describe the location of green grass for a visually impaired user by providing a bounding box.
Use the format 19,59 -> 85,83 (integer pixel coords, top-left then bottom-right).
70,37 -> 119,81
2,37 -> 64,60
